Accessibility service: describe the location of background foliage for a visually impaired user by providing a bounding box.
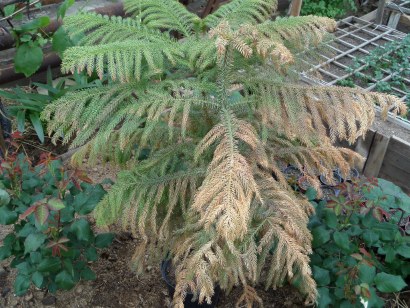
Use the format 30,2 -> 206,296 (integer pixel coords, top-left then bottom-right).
307,178 -> 410,307
301,0 -> 357,19
0,144 -> 113,295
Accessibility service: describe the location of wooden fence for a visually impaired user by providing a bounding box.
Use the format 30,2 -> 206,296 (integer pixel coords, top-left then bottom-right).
355,129 -> 410,193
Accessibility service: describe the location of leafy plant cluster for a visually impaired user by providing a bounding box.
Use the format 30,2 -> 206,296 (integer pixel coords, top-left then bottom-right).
0,142 -> 114,296
0,69 -> 104,143
307,178 -> 410,307
1,0 -> 76,77
338,34 -> 410,112
301,0 -> 357,19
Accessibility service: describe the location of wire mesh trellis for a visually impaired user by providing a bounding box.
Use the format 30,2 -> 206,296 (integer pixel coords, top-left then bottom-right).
298,16 -> 410,129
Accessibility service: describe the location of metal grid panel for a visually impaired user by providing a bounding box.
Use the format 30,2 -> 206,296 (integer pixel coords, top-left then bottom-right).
298,17 -> 410,129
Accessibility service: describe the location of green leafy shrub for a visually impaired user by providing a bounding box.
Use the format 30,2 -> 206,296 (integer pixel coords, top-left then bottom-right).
0,149 -> 114,296
307,178 -> 410,307
301,0 -> 357,19
346,34 -> 410,112
0,69 -> 104,143
1,0 -> 76,77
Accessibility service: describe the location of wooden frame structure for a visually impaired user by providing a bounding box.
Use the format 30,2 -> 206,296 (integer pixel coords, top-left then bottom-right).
356,129 -> 410,193
375,0 -> 410,27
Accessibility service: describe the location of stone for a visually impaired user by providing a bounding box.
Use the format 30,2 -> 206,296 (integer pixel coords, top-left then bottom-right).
24,292 -> 33,302
0,266 -> 7,278
42,295 -> 57,306
8,296 -> 18,307
75,286 -> 83,295
1,287 -> 10,298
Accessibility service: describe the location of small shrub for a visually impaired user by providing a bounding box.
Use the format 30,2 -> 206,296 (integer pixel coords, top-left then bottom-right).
307,178 -> 410,307
0,150 -> 114,296
301,0 -> 357,19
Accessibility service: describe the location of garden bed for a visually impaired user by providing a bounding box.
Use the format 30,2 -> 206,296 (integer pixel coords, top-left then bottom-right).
299,16 -> 410,124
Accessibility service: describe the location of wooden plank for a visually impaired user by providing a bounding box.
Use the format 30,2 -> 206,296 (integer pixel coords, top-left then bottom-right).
289,0 -> 302,16
378,137 -> 410,194
360,9 -> 378,22
387,11 -> 402,29
375,0 -> 387,24
388,136 -> 410,157
354,129 -> 376,172
362,132 -> 390,177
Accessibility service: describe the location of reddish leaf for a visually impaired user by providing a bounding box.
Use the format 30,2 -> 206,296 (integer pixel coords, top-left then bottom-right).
59,244 -> 68,252
73,169 -> 93,184
351,253 -> 363,261
57,237 -> 69,244
35,204 -> 49,226
71,178 -> 81,190
361,285 -> 371,299
52,246 -> 61,257
11,131 -> 23,139
20,204 -> 38,220
359,247 -> 371,257
1,162 -> 11,169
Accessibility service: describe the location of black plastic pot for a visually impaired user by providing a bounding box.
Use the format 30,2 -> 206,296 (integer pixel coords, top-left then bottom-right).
336,168 -> 360,182
319,171 -> 343,187
161,259 -> 220,308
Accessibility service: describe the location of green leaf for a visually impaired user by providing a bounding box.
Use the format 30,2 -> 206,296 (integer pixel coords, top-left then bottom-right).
317,287 -> 332,308
311,226 -> 330,248
362,230 -> 379,246
81,266 -> 96,281
31,271 -> 44,288
24,233 -> 47,255
28,256 -> 40,270
85,247 -> 98,261
0,245 -> 12,260
0,189 -> 10,206
38,257 -> 61,273
377,178 -> 410,213
14,44 -> 43,77
34,204 -> 49,226
73,184 -> 106,215
29,113 -> 44,143
374,272 -> 407,293
358,264 -> 376,284
323,209 -> 337,229
305,187 -> 317,201
94,233 -> 114,248
333,231 -> 350,251
70,218 -> 92,241
47,198 -> 65,211
14,274 -> 31,296
15,16 -> 50,33
52,27 -> 73,55
57,0 -> 75,19
55,270 -> 75,290
16,110 -> 26,132
0,206 -> 18,225
367,287 -> 385,308
313,266 -> 330,286
4,4 -> 15,16
397,245 -> 410,258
